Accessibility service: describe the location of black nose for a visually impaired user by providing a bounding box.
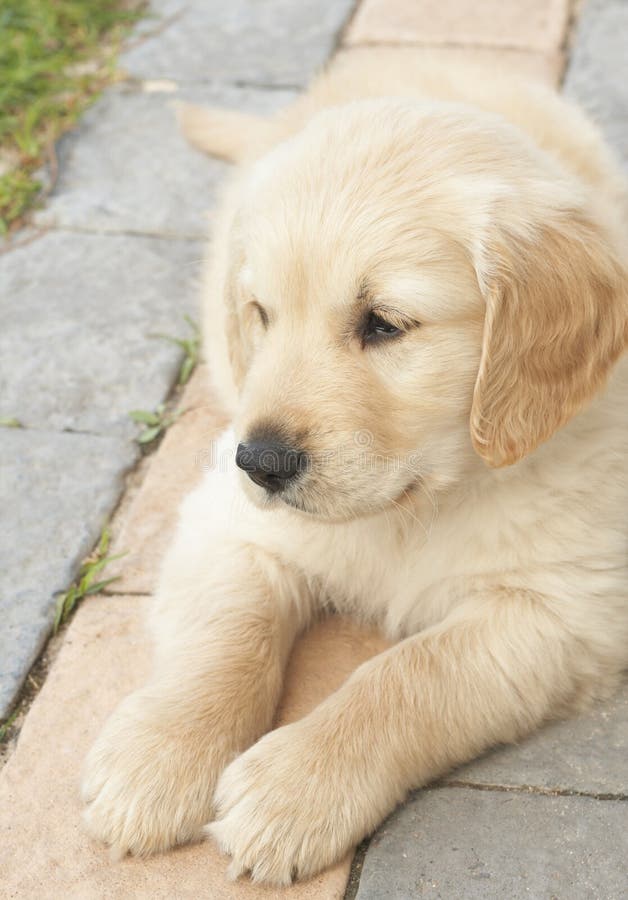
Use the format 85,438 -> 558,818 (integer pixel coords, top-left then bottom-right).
236,439 -> 308,494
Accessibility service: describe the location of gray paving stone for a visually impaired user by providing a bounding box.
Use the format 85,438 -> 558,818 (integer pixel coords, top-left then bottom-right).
119,0 -> 355,87
356,787 -> 628,899
35,84 -> 296,237
0,230 -> 202,437
446,681 -> 628,796
0,428 -> 137,717
564,0 -> 628,170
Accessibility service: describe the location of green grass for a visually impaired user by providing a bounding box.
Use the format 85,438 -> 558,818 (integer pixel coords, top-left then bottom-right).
0,0 -> 145,234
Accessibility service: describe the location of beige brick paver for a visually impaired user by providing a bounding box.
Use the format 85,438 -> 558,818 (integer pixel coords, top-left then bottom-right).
346,0 -> 570,53
175,363 -> 215,413
333,45 -> 563,88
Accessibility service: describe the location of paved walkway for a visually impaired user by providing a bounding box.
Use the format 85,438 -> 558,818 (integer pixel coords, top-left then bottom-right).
1,1 -> 627,898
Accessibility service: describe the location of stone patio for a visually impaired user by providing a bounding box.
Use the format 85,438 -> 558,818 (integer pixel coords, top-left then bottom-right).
1,1 -> 626,898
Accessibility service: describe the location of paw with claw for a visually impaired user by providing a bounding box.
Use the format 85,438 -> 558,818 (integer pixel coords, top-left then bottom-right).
82,688 -> 230,858
208,717 -> 380,885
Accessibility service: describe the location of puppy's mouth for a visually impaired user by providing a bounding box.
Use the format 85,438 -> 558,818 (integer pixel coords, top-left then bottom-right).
246,473 -> 423,524
244,479 -> 333,519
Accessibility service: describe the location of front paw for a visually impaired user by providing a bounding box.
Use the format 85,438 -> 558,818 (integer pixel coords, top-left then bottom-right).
82,689 -> 223,857
207,721 -> 363,885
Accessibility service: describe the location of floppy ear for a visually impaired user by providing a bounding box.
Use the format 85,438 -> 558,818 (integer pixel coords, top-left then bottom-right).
471,209 -> 628,467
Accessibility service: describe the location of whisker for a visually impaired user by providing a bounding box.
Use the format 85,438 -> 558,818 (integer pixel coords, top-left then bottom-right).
390,495 -> 430,540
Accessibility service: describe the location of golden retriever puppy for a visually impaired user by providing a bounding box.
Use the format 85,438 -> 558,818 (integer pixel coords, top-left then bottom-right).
82,51 -> 628,885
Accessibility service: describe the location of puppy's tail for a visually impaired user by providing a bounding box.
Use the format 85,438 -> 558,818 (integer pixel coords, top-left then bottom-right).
175,102 -> 275,163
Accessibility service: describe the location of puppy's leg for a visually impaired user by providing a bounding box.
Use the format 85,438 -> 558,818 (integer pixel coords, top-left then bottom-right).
210,588 -> 611,885
82,529 -> 311,858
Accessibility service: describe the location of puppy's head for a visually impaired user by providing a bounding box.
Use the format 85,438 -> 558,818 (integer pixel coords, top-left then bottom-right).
217,100 -> 628,520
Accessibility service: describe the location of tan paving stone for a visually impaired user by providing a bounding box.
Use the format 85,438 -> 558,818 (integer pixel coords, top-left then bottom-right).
345,0 -> 570,53
176,363 -> 215,413
107,370 -> 228,595
0,594 -> 390,899
333,45 -> 563,88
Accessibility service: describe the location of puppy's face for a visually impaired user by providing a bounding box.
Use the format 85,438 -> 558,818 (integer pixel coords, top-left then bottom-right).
232,198 -> 485,520
222,101 -> 627,521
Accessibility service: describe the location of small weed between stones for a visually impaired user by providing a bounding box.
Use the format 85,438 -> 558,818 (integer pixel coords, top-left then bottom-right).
53,526 -> 125,633
129,402 -> 184,445
0,709 -> 18,744
150,314 -> 201,386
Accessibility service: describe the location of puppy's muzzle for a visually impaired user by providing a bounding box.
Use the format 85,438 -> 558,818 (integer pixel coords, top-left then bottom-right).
236,438 -> 308,494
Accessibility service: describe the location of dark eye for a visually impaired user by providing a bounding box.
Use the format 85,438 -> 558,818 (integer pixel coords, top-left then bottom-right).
361,311 -> 403,345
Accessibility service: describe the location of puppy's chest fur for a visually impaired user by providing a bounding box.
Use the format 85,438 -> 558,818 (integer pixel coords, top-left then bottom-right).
293,489 -> 564,636
199,369 -> 628,651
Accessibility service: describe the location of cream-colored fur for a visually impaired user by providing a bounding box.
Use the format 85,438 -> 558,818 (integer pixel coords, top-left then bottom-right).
83,51 -> 628,885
